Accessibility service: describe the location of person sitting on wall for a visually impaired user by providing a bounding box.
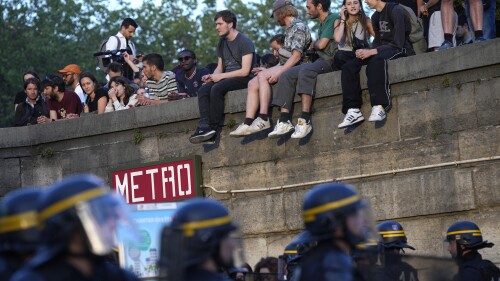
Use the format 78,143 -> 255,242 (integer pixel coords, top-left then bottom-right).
14,78 -> 49,126
105,76 -> 138,112
137,53 -> 178,105
80,71 -> 108,114
175,49 -> 210,98
38,76 -> 82,122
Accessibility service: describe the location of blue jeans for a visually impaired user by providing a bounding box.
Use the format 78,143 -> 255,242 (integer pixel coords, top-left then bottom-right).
466,0 -> 496,39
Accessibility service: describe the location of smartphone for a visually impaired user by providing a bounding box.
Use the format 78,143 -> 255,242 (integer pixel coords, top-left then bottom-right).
344,9 -> 348,19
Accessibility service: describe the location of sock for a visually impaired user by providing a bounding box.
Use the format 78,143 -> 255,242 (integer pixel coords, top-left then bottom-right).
279,112 -> 291,123
444,33 -> 453,43
474,30 -> 483,38
301,111 -> 311,123
244,118 -> 254,126
258,113 -> 268,121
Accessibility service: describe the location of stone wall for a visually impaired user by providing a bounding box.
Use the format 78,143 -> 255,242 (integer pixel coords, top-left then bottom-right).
1,39 -> 499,268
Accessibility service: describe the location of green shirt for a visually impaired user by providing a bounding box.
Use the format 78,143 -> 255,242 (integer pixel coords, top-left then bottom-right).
317,12 -> 337,60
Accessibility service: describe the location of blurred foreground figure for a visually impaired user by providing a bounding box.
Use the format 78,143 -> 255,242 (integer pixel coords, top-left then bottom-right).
11,174 -> 139,281
0,189 -> 43,280
159,198 -> 241,281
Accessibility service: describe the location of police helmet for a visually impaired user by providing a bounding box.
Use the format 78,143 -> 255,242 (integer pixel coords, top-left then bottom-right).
168,198 -> 237,268
377,221 -> 415,250
445,221 -> 494,250
0,188 -> 43,253
303,182 -> 365,241
32,174 -> 134,266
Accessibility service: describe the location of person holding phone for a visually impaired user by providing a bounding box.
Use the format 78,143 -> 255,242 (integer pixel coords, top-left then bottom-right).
333,0 -> 375,70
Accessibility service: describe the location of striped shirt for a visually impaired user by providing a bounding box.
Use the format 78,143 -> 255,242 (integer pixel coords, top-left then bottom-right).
147,71 -> 178,100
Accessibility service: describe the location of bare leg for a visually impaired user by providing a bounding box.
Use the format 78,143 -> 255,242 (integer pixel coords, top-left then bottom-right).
245,77 -> 260,119
441,0 -> 455,34
468,0 -> 483,32
301,94 -> 312,113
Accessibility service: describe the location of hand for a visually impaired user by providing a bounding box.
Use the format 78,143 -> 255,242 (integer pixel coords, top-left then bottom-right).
37,116 -> 50,124
340,5 -> 347,20
210,73 -> 224,83
268,71 -> 280,84
123,52 -> 134,62
201,74 -> 212,83
355,49 -> 374,60
252,67 -> 265,74
66,113 -> 79,119
108,88 -> 117,100
137,94 -> 151,106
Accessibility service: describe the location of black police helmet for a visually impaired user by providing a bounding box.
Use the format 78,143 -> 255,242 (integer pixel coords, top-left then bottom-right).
445,221 -> 494,250
32,174 -> 109,265
170,198 -> 237,268
0,188 -> 43,253
377,221 -> 415,250
303,183 -> 365,241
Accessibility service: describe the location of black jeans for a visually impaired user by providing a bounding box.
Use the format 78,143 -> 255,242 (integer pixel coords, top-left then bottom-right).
197,76 -> 251,128
340,49 -> 405,114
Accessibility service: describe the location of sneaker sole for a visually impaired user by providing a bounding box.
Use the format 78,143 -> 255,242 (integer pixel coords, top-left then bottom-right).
247,125 -> 271,135
338,117 -> 365,129
368,116 -> 386,122
268,128 -> 294,139
229,132 -> 250,138
189,131 -> 216,144
291,127 -> 312,139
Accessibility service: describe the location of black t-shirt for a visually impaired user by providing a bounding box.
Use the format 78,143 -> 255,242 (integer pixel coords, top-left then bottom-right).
216,33 -> 255,73
175,67 -> 210,97
85,88 -> 108,113
14,90 -> 26,105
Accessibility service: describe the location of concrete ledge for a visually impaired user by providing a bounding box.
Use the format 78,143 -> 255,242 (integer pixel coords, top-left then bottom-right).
1,38 -> 499,148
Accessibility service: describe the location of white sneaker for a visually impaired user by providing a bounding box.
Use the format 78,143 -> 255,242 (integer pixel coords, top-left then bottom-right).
268,120 -> 294,138
338,108 -> 364,128
291,118 -> 312,139
247,117 -> 271,134
229,123 -> 251,137
368,105 -> 386,121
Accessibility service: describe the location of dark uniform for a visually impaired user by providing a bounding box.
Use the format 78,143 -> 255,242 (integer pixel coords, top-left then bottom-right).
11,174 -> 139,281
446,221 -> 500,281
295,183 -> 376,281
159,198 -> 238,281
377,221 -> 419,281
0,189 -> 43,280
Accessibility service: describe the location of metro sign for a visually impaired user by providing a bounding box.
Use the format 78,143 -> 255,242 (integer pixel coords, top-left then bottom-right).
111,156 -> 203,204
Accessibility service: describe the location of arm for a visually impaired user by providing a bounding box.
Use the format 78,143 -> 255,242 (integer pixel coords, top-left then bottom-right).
50,110 -> 58,120
367,19 -> 376,38
417,0 -> 424,16
97,96 -> 108,114
210,53 -> 253,82
334,19 -> 346,43
123,53 -> 140,73
267,50 -> 302,84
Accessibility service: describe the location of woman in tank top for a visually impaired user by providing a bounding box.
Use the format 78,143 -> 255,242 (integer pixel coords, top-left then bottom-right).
332,0 -> 375,70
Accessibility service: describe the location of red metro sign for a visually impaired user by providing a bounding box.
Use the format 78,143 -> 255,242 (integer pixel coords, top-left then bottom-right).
111,156 -> 203,204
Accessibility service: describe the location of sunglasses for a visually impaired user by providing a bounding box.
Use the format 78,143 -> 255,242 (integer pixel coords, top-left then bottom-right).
178,56 -> 192,62
63,72 -> 74,78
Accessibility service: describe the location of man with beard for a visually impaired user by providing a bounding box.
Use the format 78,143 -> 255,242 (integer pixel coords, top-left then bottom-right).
175,49 -> 210,98
106,18 -> 139,81
137,53 -> 177,105
189,9 -> 255,144
445,221 -> 500,281
39,76 -> 82,121
58,64 -> 85,104
268,0 -> 336,139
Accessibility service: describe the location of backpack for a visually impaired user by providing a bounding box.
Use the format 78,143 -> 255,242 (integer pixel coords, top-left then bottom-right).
96,35 -> 120,73
387,2 -> 427,54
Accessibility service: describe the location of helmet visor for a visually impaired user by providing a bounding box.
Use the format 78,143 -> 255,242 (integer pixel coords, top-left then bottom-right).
346,200 -> 380,249
75,192 -> 139,256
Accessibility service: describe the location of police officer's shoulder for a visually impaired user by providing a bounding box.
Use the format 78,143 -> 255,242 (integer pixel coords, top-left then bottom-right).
9,267 -> 45,281
323,250 -> 352,271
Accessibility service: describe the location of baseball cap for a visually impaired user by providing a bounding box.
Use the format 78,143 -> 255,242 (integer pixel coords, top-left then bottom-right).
271,0 -> 294,18
58,64 -> 82,75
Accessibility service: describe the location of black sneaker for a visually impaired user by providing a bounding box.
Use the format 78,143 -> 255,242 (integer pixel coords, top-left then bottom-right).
189,127 -> 216,144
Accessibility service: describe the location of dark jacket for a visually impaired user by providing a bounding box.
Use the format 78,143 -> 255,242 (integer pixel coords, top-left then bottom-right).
14,97 -> 49,126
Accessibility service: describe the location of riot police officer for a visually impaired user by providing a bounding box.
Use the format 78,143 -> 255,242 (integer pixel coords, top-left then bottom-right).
295,182 -> 376,281
280,231 -> 316,280
445,221 -> 500,281
11,174 -> 139,281
159,198 -> 239,281
377,221 -> 419,281
0,188 -> 43,280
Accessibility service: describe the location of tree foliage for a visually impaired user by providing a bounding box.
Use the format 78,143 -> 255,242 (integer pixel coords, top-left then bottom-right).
0,0 -> 337,127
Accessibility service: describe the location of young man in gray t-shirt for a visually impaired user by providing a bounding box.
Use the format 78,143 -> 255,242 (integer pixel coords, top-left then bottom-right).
189,10 -> 255,144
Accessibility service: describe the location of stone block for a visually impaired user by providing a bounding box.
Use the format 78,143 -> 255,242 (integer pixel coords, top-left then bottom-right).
359,168 -> 476,220
398,83 -> 478,139
241,236 -> 268,269
20,156 -> 63,187
458,126 -> 500,160
472,164 -> 500,208
474,77 -> 500,127
0,158 -> 21,194
229,193 -> 286,235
